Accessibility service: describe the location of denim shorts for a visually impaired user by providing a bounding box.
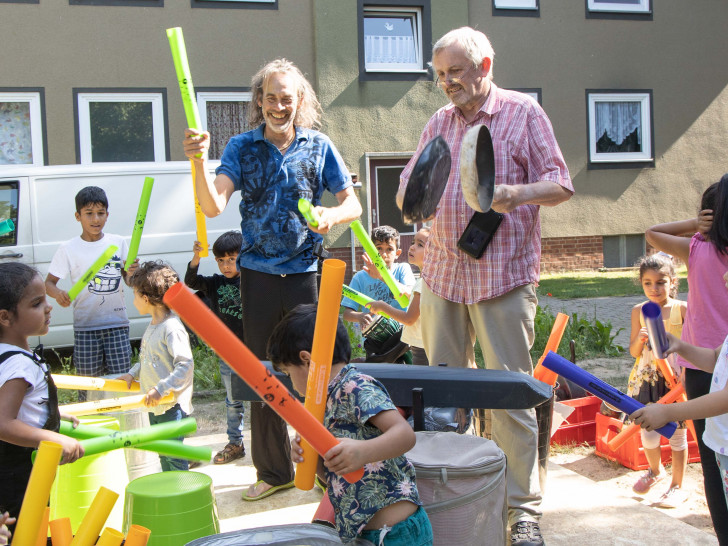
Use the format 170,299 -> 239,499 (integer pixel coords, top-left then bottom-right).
359,506 -> 433,546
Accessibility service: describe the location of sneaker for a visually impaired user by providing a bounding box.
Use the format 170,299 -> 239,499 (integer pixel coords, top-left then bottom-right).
655,485 -> 688,508
510,521 -> 544,546
213,442 -> 245,464
632,466 -> 665,494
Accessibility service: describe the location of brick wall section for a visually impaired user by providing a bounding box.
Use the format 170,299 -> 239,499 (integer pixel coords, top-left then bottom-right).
325,247 -> 357,284
540,235 -> 603,272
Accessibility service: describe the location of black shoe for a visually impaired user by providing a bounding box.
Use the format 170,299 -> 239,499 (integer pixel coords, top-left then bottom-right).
511,521 -> 544,546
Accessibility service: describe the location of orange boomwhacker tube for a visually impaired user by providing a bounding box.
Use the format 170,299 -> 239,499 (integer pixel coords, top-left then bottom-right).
123,525 -> 151,546
69,486 -> 119,546
34,507 -> 50,546
50,518 -> 73,546
607,383 -> 686,451
163,282 -> 364,483
13,441 -> 62,546
295,260 -> 346,491
655,358 -> 677,390
533,313 -> 569,385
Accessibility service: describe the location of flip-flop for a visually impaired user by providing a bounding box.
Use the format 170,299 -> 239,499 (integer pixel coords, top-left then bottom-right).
241,479 -> 295,502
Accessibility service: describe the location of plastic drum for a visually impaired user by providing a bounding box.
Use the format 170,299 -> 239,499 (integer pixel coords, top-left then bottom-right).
361,315 -> 402,346
124,471 -> 219,546
49,414 -> 128,533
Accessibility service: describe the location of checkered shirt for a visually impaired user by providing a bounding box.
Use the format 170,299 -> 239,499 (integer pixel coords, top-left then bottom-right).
399,83 -> 573,304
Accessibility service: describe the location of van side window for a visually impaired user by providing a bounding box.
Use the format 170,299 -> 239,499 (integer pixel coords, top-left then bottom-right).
0,182 -> 19,247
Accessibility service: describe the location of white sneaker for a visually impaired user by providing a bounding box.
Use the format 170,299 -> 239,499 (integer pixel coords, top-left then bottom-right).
655,485 -> 688,508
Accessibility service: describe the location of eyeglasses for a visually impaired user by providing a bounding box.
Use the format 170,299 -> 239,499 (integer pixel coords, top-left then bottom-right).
434,64 -> 479,88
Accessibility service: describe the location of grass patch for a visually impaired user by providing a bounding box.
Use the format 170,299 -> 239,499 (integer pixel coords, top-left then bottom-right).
537,265 -> 688,299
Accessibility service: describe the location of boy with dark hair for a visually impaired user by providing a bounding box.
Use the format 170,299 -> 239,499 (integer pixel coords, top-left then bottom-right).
342,225 -> 415,361
268,304 -> 433,546
184,231 -> 245,464
45,186 -> 135,399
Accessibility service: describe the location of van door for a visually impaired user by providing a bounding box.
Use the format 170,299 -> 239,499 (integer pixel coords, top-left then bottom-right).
0,177 -> 34,266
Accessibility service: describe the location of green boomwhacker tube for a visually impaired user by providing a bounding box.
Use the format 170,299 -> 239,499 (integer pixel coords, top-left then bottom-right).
68,245 -> 119,302
298,198 -> 320,228
341,285 -> 391,319
125,177 -> 154,271
166,27 -> 202,129
59,421 -> 211,462
166,26 -> 209,257
76,417 -> 196,459
350,220 -> 409,307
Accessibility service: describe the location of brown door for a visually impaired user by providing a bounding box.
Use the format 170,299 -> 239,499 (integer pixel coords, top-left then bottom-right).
368,157 -> 423,270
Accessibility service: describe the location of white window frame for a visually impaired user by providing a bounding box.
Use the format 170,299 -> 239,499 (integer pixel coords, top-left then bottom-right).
196,0 -> 274,2
588,91 -> 652,164
0,91 -> 44,167
494,0 -> 538,10
196,91 -> 253,131
363,6 -> 423,73
77,92 -> 165,164
587,0 -> 650,14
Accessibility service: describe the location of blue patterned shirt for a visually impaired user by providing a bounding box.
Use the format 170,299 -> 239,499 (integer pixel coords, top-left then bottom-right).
325,364 -> 421,543
216,124 -> 351,275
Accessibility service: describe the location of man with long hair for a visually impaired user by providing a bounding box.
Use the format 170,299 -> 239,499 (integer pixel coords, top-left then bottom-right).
183,58 -> 361,501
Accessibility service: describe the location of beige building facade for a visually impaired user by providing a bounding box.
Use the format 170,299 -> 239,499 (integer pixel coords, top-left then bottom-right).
2,0 -> 727,273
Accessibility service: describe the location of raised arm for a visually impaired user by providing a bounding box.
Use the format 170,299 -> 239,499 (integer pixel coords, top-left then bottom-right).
645,219 -> 698,266
182,129 -> 235,217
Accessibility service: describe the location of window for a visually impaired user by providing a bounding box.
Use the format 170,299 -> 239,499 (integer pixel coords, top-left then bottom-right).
358,1 -> 431,81
493,0 -> 539,17
192,0 -> 276,7
69,0 -> 163,6
586,0 -> 652,20
587,0 -> 650,13
0,90 -> 45,167
603,234 -> 644,268
75,90 -> 168,164
510,88 -> 542,105
0,182 -> 19,247
196,90 -> 252,160
587,90 -> 653,168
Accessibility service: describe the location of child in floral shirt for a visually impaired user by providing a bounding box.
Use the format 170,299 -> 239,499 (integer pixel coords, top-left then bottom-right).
268,303 -> 432,545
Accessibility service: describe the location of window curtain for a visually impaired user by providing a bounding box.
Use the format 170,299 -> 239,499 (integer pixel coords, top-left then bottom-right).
0,102 -> 33,165
206,101 -> 251,160
594,101 -> 641,153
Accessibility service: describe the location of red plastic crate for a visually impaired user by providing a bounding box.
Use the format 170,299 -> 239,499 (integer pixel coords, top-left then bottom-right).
594,412 -> 701,471
551,395 -> 601,446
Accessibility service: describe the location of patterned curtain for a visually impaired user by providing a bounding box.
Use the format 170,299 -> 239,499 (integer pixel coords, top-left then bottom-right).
594,101 -> 642,153
206,101 -> 251,160
0,102 -> 34,165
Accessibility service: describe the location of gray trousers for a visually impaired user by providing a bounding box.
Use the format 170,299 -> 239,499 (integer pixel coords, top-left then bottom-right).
420,282 -> 542,525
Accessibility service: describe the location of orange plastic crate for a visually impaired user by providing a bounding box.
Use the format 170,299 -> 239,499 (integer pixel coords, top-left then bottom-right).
594,412 -> 701,471
551,395 -> 601,446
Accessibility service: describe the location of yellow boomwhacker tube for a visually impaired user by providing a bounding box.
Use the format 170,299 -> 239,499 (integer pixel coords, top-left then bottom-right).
50,517 -> 73,546
95,527 -> 125,546
167,26 -> 208,257
34,507 -> 50,546
124,525 -> 151,546
295,259 -> 346,491
69,486 -> 119,546
13,441 -> 62,546
52,374 -> 140,392
60,392 -> 175,416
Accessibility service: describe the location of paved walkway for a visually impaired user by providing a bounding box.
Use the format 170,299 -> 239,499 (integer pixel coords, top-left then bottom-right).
538,292 -> 689,348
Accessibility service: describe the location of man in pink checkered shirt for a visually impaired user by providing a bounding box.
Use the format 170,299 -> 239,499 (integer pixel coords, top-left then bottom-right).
397,27 -> 574,546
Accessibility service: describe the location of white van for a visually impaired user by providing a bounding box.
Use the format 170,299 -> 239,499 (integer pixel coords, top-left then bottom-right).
0,162 -> 241,349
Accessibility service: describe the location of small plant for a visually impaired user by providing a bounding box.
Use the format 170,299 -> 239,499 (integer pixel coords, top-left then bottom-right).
192,343 -> 223,391
344,317 -> 366,359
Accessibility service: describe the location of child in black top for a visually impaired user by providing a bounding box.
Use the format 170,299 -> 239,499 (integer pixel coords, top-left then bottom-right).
184,231 -> 246,464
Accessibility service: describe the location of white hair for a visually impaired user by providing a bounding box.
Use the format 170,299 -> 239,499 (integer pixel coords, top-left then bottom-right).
433,27 -> 495,80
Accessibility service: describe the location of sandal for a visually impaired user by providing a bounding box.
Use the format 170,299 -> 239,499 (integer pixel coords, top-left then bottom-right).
213,442 -> 245,465
241,479 -> 294,501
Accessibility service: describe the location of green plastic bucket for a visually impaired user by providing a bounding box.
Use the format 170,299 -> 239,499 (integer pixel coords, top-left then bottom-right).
124,471 -> 219,546
49,414 -> 128,533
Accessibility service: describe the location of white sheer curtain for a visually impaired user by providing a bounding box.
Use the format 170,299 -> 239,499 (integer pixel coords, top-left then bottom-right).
365,35 -> 416,64
594,101 -> 641,150
206,101 -> 251,160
